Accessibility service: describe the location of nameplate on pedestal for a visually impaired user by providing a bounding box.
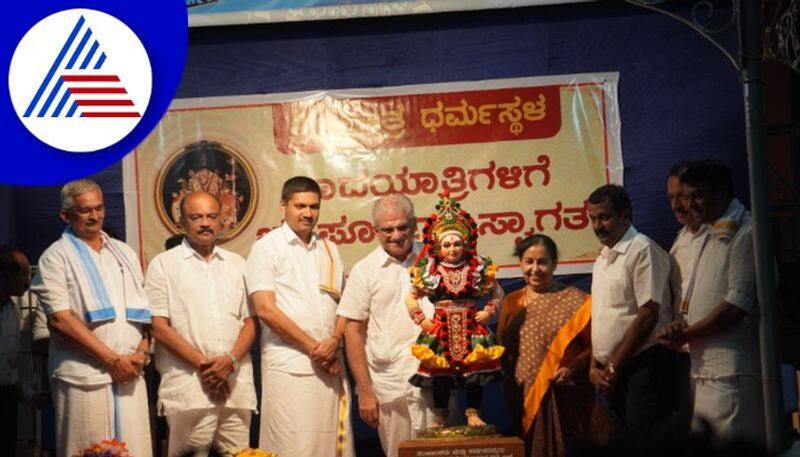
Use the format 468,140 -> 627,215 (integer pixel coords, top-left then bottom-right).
398,436 -> 524,457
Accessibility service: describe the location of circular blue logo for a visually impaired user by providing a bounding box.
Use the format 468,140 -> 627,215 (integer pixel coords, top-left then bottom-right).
3,0 -> 187,184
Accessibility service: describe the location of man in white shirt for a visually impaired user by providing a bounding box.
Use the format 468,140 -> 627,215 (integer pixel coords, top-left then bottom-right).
657,160 -> 764,445
587,184 -> 674,442
30,179 -> 152,457
338,195 -> 434,457
245,176 -> 353,457
665,161 -> 706,439
146,191 -> 257,456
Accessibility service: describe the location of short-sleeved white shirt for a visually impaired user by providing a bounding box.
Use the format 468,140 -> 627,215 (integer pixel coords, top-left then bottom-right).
31,237 -> 145,386
669,224 -> 708,316
591,226 -> 672,364
244,223 -> 344,375
145,240 -> 257,414
687,200 -> 759,378
337,243 -> 433,404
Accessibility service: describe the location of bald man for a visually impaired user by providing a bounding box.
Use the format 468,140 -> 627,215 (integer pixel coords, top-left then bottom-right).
146,192 -> 257,456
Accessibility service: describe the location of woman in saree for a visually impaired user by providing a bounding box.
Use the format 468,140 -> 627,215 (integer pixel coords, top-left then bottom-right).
497,234 -> 592,457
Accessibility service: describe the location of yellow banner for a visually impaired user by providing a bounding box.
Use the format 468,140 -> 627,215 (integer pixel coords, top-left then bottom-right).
123,73 -> 622,277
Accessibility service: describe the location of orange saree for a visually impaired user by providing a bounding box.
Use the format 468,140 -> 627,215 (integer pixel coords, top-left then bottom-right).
498,284 -> 592,457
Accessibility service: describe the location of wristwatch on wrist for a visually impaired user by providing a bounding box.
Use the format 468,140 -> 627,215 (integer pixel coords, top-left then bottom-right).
135,348 -> 150,366
227,352 -> 240,371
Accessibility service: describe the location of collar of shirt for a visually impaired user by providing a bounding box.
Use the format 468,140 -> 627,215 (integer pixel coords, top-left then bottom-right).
376,241 -> 423,268
677,224 -> 708,240
278,222 -> 317,250
180,238 -> 224,262
601,225 -> 637,261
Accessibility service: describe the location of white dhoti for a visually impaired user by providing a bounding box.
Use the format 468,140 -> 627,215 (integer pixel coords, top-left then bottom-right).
166,407 -> 251,457
54,377 -> 152,457
378,397 -> 414,457
376,389 -> 435,457
692,374 -> 765,446
260,369 -> 354,457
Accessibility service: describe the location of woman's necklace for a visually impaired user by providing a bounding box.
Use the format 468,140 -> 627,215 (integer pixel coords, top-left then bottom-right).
523,285 -> 550,307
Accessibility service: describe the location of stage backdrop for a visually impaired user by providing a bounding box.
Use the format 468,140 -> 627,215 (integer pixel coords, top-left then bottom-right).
123,72 -> 621,276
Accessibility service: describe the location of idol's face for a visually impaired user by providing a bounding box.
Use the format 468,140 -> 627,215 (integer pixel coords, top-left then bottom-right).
61,189 -> 105,240
374,208 -> 416,261
439,233 -> 465,264
180,193 -> 222,248
519,244 -> 555,293
587,198 -> 630,248
281,191 -> 321,239
667,175 -> 697,228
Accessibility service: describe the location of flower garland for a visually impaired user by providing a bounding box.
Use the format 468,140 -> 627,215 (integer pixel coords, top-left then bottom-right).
71,439 -> 130,457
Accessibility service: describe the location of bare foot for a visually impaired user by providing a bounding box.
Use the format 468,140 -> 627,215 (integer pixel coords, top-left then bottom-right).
466,414 -> 486,427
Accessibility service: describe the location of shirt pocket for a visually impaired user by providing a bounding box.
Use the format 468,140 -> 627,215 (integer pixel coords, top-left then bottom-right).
220,284 -> 247,320
604,274 -> 632,310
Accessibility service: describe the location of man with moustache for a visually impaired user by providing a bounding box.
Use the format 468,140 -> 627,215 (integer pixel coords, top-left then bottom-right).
30,179 -> 152,457
337,195 -> 435,457
657,161 -> 764,445
665,161 -> 706,439
146,191 -> 257,456
245,176 -> 353,457
587,184 -> 674,442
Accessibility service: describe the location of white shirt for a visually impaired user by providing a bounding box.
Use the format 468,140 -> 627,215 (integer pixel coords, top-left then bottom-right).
591,225 -> 672,364
145,240 -> 257,414
687,200 -> 759,378
337,243 -> 433,404
31,236 -> 145,386
0,300 -> 20,386
669,224 -> 708,318
244,223 -> 344,375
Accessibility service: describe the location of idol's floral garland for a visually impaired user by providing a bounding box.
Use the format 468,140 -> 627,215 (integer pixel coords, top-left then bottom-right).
410,252 -> 498,298
71,439 -> 130,457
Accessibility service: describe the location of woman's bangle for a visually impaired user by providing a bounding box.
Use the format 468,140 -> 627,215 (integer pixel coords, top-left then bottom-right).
410,308 -> 426,325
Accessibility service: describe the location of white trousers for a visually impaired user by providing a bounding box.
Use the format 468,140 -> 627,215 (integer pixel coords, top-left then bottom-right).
260,369 -> 354,457
166,407 -> 251,457
54,378 -> 152,457
692,375 -> 765,446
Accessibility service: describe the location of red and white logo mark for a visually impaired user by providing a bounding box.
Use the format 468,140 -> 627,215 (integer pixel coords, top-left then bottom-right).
9,9 -> 152,152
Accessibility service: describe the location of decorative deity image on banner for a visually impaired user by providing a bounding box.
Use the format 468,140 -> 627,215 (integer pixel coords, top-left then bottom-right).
155,140 -> 258,242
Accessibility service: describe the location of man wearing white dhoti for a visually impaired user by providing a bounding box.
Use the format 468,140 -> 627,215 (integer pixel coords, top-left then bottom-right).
245,176 -> 354,457
147,191 -> 257,457
658,160 -> 765,446
30,179 -> 152,457
338,195 -> 435,457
